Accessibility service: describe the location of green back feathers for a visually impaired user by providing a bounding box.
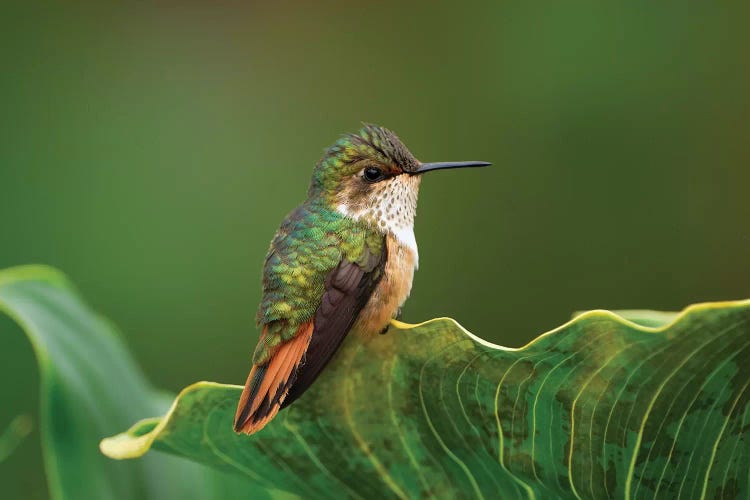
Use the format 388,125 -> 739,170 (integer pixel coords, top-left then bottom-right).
253,124 -> 416,364
254,203 -> 383,364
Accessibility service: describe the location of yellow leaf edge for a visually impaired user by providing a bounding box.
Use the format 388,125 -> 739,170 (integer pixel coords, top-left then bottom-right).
99,297 -> 750,460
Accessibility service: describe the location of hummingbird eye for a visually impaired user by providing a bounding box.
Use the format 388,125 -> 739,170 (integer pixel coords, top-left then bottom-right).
362,167 -> 385,183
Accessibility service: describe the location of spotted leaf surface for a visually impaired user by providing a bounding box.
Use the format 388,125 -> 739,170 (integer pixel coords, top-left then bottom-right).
103,301 -> 750,499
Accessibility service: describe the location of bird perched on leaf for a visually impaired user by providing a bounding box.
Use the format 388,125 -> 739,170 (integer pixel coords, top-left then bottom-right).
234,124 -> 490,434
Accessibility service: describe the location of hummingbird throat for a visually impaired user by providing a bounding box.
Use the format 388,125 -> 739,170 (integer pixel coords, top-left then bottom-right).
335,174 -> 421,263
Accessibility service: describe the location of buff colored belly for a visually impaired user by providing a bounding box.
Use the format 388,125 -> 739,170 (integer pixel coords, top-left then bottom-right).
355,235 -> 417,334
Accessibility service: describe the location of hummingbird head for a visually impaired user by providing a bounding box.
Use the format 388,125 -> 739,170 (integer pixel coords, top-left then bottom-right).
308,124 -> 490,255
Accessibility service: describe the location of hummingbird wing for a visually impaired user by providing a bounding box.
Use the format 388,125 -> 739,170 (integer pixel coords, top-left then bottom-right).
233,237 -> 387,435
282,243 -> 386,408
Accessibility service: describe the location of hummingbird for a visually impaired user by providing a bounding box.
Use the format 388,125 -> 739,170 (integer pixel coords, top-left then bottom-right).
234,124 -> 490,434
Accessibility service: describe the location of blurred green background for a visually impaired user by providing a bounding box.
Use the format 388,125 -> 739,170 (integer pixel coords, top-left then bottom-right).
1,1 -> 749,498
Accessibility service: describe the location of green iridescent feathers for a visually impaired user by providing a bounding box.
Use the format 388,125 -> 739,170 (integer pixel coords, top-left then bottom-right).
254,203 -> 383,364
307,123 -> 419,201
253,124 -> 411,365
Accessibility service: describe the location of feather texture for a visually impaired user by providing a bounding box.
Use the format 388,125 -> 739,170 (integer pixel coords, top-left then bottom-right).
282,243 -> 387,408
234,322 -> 314,434
235,124 -> 428,435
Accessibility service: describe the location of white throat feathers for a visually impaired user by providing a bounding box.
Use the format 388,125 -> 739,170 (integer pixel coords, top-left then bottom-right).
336,174 -> 420,266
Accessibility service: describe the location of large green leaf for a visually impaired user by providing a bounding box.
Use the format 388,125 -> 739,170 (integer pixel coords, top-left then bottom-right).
0,266 -> 260,499
102,300 -> 750,498
4,264 -> 748,498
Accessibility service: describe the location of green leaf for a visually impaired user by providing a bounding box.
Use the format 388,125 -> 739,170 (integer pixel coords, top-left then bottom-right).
4,264 -> 748,498
0,266 -> 261,500
103,304 -> 750,499
574,309 -> 680,329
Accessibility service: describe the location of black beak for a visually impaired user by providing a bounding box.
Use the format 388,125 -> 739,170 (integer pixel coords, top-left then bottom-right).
412,161 -> 491,174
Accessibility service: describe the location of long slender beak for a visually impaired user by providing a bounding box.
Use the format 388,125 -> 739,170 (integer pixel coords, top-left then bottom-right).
412,161 -> 491,174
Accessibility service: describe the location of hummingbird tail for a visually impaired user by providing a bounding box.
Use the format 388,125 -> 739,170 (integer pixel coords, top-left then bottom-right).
233,322 -> 313,435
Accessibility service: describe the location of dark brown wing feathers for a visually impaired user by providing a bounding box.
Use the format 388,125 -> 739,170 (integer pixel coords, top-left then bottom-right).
234,241 -> 387,434
282,244 -> 386,408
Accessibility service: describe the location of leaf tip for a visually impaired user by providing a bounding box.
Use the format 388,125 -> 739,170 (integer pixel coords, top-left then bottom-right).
99,432 -> 151,460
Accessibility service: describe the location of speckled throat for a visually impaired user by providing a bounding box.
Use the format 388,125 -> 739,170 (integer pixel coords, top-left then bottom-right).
335,173 -> 421,264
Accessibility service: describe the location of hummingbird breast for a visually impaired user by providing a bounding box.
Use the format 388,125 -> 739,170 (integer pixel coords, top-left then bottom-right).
354,234 -> 417,335
334,174 -> 422,334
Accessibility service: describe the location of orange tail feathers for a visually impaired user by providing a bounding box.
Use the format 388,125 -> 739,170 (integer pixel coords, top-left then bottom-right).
233,322 -> 313,435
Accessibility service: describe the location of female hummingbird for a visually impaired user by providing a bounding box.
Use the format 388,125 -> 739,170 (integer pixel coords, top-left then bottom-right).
234,124 -> 490,434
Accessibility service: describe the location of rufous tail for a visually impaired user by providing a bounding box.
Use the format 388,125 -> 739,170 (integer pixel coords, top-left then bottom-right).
233,322 -> 313,434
